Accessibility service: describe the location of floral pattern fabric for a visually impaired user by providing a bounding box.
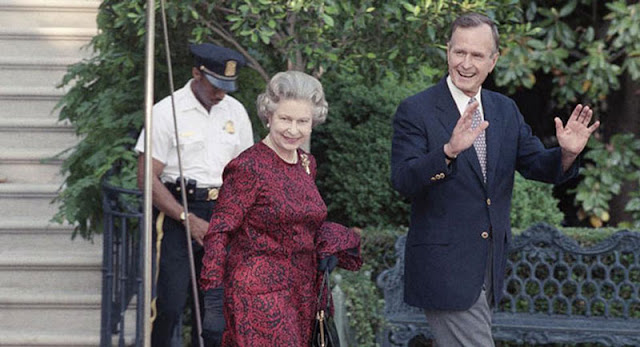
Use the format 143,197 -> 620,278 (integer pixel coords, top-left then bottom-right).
200,141 -> 362,346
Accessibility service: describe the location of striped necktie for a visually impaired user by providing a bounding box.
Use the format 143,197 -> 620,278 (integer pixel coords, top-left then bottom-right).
469,97 -> 487,182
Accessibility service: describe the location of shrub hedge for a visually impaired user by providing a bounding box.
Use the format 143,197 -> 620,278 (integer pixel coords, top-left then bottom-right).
313,69 -> 436,228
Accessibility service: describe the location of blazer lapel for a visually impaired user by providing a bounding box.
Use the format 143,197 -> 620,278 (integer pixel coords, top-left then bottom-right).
482,89 -> 503,188
433,79 -> 457,136
434,79 -> 485,184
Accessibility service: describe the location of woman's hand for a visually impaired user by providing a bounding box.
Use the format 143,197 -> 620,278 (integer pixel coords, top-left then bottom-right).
317,255 -> 338,273
202,287 -> 225,346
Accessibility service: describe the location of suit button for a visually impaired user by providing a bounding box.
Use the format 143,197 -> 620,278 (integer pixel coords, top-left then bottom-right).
481,231 -> 489,239
431,177 -> 436,181
486,198 -> 491,206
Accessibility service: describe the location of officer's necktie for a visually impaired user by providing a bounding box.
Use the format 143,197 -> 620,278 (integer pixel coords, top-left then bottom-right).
469,97 -> 487,182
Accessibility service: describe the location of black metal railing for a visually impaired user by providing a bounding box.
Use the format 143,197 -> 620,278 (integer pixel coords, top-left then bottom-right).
100,178 -> 144,347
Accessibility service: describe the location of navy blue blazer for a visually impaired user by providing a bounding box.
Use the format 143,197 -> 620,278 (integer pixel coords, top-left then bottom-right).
390,78 -> 578,310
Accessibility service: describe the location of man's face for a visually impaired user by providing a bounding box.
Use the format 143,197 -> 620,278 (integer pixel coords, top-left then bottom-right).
191,68 -> 227,111
447,24 -> 499,97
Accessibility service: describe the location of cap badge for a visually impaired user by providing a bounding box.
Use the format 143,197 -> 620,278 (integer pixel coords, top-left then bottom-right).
224,60 -> 237,77
224,120 -> 235,134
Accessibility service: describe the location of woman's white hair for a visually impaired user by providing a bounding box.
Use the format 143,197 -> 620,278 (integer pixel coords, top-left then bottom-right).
256,71 -> 328,127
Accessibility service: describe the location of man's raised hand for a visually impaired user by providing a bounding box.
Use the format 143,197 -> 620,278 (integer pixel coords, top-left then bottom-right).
555,104 -> 600,157
445,100 -> 489,157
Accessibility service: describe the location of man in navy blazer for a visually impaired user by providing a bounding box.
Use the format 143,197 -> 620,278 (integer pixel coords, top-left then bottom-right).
391,13 -> 600,346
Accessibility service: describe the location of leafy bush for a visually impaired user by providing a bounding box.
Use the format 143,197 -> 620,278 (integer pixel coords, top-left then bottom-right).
313,68 -> 438,228
510,171 -> 564,229
334,226 -> 405,347
51,0 -> 197,238
572,134 -> 640,228
52,1 -> 267,238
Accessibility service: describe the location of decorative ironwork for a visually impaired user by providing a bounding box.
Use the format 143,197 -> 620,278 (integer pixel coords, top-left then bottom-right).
377,223 -> 640,346
100,176 -> 144,347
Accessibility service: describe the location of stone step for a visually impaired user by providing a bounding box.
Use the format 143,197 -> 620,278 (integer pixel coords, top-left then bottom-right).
0,149 -> 65,184
0,220 -> 100,253
0,243 -> 102,295
0,117 -> 71,128
0,57 -> 77,89
0,332 -> 102,347
1,263 -> 103,295
0,0 -> 100,29
0,308 -> 136,347
0,288 -> 101,307
0,27 -> 95,59
0,183 -> 60,219
0,117 -> 77,151
0,305 -> 101,337
0,288 -> 138,346
0,93 -> 60,120
0,85 -> 65,99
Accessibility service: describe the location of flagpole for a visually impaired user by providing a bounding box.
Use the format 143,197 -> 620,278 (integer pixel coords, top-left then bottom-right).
142,0 -> 155,346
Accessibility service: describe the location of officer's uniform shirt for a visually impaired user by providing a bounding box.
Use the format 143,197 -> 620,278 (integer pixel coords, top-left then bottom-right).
135,79 -> 253,187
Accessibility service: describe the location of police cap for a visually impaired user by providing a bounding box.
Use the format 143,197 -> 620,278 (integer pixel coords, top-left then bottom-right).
190,43 -> 246,92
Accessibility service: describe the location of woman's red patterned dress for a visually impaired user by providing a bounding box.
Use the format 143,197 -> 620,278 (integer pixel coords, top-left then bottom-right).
200,141 -> 362,346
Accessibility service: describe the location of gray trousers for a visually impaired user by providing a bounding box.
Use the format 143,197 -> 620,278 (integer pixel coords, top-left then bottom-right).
424,242 -> 495,347
424,289 -> 494,347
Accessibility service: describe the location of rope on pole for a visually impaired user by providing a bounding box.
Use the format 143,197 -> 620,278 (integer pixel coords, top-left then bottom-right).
158,0 -> 205,346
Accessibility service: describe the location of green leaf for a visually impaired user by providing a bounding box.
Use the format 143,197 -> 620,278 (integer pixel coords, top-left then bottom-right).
322,13 -> 335,27
402,3 -> 416,13
625,198 -> 640,212
558,0 -> 577,17
527,39 -> 546,50
584,27 -> 594,42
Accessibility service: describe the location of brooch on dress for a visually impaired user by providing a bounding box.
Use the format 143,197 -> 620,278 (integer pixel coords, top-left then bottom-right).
300,153 -> 311,175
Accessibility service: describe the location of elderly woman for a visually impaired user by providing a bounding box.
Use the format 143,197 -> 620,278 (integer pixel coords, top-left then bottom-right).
200,71 -> 362,346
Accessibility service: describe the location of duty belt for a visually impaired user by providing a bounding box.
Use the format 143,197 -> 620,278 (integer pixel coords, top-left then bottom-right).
164,182 -> 219,201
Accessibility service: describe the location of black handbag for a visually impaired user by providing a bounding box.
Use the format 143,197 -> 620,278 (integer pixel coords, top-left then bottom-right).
311,269 -> 340,347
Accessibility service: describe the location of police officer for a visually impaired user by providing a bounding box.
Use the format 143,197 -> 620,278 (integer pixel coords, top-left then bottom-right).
135,43 -> 253,347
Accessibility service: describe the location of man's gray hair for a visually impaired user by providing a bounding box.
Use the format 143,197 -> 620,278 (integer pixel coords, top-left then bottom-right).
257,71 -> 328,127
450,13 -> 500,54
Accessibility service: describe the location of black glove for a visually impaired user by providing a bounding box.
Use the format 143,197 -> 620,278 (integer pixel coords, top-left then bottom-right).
317,255 -> 338,273
202,287 -> 225,347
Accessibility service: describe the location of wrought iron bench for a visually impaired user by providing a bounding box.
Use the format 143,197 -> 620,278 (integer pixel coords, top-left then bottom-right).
376,223 -> 640,346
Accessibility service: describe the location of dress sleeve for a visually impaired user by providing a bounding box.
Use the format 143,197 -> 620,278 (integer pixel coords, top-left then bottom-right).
316,223 -> 363,272
199,156 -> 259,290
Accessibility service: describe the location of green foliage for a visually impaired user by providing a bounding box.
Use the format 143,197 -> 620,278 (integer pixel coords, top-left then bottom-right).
510,172 -> 564,229
497,0 -> 640,108
52,0 -> 196,238
186,0 -> 530,82
334,264 -> 382,347
56,0 -> 640,237
314,69 -> 437,227
572,133 -> 640,228
334,226 -> 405,347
